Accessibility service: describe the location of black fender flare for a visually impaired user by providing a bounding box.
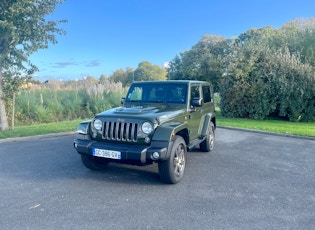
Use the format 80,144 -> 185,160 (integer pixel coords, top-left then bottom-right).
200,113 -> 215,136
150,122 -> 187,160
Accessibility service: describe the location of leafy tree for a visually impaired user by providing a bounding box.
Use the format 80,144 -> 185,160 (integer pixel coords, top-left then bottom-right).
169,35 -> 230,92
109,69 -> 128,86
109,67 -> 135,87
125,67 -> 135,86
171,19 -> 315,121
134,61 -> 167,81
99,74 -> 107,84
220,30 -> 268,118
168,55 -> 183,80
0,0 -> 66,131
109,62 -> 167,86
266,47 -> 315,121
2,71 -> 30,128
220,24 -> 315,121
279,18 -> 315,66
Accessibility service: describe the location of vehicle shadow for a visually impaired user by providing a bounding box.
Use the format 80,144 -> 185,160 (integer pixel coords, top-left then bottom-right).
79,161 -> 163,185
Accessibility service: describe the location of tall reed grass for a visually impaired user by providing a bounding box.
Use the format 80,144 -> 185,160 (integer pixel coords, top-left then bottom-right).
11,79 -> 127,126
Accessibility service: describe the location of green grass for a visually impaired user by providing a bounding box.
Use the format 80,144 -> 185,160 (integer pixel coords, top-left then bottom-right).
0,120 -> 81,139
217,111 -> 315,137
0,114 -> 314,140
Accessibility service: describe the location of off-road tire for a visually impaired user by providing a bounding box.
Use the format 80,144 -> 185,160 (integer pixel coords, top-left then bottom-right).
158,135 -> 186,184
200,121 -> 215,152
81,154 -> 109,170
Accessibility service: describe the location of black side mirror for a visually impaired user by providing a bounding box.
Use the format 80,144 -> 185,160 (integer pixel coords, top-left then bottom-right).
191,97 -> 203,107
121,97 -> 125,105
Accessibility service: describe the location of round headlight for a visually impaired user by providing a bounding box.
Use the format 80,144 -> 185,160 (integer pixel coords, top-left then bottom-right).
142,122 -> 153,134
93,119 -> 102,131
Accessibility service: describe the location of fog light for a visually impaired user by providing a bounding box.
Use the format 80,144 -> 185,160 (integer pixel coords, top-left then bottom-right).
144,137 -> 151,143
152,152 -> 160,160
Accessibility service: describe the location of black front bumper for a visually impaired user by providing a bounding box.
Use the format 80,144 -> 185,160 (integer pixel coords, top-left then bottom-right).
74,137 -> 172,164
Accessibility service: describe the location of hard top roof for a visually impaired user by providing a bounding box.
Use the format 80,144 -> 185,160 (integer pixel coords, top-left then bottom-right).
131,80 -> 210,85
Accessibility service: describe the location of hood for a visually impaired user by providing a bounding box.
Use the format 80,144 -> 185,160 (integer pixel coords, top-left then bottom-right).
115,106 -> 159,114
96,105 -> 185,123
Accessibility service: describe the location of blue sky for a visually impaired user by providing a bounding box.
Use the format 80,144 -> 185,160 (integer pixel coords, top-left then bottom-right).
30,0 -> 315,82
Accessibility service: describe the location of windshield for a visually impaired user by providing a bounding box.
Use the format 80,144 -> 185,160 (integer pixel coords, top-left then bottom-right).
126,83 -> 187,104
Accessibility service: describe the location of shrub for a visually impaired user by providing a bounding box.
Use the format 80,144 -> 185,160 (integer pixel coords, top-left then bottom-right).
220,46 -> 315,122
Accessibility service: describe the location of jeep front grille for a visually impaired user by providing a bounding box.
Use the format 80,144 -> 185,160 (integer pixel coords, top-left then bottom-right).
103,121 -> 138,142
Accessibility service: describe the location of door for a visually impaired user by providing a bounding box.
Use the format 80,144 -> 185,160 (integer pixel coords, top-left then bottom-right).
187,83 -> 204,141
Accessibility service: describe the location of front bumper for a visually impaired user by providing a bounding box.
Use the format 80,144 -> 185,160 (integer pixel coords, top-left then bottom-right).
74,136 -> 172,164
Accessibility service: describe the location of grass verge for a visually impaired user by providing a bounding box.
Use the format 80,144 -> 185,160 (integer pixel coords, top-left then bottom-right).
217,112 -> 315,137
0,120 -> 81,139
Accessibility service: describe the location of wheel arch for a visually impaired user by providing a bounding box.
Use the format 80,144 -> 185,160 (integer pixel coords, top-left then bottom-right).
211,114 -> 216,129
152,123 -> 189,159
152,122 -> 188,142
201,112 -> 216,136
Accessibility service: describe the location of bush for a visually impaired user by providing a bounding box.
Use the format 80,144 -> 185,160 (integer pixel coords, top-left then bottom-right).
220,46 -> 315,122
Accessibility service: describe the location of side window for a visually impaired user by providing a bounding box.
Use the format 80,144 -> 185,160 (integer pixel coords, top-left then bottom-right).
190,85 -> 200,99
202,86 -> 211,103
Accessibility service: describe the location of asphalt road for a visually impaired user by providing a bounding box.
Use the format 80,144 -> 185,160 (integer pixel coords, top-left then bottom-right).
0,128 -> 314,230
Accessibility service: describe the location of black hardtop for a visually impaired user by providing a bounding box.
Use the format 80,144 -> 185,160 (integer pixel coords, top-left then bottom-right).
131,80 -> 210,85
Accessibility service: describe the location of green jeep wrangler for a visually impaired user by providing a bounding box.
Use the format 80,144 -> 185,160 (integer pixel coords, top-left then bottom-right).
74,80 -> 216,184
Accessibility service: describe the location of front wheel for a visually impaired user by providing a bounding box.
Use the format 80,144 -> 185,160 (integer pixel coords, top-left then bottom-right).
200,121 -> 215,152
158,136 -> 187,184
81,154 -> 109,170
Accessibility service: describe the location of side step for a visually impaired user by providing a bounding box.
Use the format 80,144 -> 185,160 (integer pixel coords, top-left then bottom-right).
187,136 -> 206,151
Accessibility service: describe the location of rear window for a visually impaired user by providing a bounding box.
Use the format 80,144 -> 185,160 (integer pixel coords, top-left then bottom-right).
202,85 -> 211,103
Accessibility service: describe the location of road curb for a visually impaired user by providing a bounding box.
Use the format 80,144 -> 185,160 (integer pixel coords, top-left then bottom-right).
218,126 -> 315,141
0,131 -> 76,143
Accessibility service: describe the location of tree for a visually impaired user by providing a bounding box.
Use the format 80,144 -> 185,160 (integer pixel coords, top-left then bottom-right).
99,74 -> 107,84
219,37 -> 275,119
167,18 -> 315,121
109,69 -> 128,86
108,67 -> 135,87
168,55 -> 183,80
169,35 -> 230,92
0,0 -> 66,131
220,24 -> 315,121
279,18 -> 315,66
125,67 -> 135,86
134,61 -> 167,81
2,71 -> 30,129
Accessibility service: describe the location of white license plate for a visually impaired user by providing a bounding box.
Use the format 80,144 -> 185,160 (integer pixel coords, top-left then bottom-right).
92,148 -> 121,159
